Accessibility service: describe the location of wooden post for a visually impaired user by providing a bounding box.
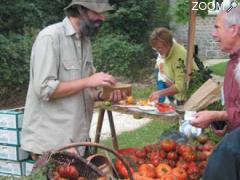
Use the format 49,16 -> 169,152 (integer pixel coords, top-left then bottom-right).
186,0 -> 198,86
93,109 -> 105,153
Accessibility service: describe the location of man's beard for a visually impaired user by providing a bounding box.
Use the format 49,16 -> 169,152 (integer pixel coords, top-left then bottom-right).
80,19 -> 101,37
234,59 -> 240,84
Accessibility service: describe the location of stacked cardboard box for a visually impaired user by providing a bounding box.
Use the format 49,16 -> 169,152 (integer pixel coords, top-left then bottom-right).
0,108 -> 34,176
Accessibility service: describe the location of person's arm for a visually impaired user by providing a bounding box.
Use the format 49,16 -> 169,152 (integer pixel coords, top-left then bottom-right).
190,110 -> 228,129
50,72 -> 116,99
32,35 -> 60,101
149,86 -> 178,101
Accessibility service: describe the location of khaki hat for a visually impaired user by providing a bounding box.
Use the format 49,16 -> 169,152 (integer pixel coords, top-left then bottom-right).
64,0 -> 114,13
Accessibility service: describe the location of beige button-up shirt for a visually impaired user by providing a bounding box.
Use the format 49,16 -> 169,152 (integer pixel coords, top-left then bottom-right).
21,17 -> 95,154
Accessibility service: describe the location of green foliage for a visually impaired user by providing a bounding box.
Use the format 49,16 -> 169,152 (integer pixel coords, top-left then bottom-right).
106,0 -> 169,44
185,68 -> 212,98
0,34 -> 32,88
96,0 -> 170,76
93,34 -> 143,79
0,0 -> 71,35
23,0 -> 71,28
173,0 -> 216,23
132,84 -> 155,99
207,100 -> 223,111
204,128 -> 222,144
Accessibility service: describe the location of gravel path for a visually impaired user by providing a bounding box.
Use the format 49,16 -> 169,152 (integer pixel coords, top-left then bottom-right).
89,110 -> 152,140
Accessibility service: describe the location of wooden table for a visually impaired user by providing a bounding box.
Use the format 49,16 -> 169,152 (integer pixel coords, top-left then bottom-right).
93,104 -> 180,153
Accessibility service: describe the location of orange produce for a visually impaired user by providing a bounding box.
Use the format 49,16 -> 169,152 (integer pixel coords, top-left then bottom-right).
138,99 -> 149,106
132,172 -> 156,180
155,163 -> 172,179
160,173 -> 178,180
138,164 -> 156,178
171,167 -> 187,180
56,165 -> 79,180
126,96 -> 134,104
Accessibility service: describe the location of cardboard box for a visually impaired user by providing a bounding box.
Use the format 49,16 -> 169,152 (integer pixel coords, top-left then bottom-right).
0,173 -> 21,178
24,160 -> 35,176
0,160 -> 25,176
0,108 -> 24,129
0,129 -> 21,145
102,82 -> 132,99
0,144 -> 29,161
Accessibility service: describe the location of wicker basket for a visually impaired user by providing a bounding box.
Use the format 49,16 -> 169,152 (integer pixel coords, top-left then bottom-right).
34,142 -> 133,180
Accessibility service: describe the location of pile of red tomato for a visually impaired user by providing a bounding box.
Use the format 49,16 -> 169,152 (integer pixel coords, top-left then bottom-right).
155,103 -> 175,113
52,164 -> 106,180
114,136 -> 215,180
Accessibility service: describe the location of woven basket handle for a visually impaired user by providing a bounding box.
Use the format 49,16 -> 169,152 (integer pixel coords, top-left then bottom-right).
51,142 -> 133,180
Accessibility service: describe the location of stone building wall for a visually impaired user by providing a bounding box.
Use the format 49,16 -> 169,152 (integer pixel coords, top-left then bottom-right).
169,0 -> 228,60
170,16 -> 228,60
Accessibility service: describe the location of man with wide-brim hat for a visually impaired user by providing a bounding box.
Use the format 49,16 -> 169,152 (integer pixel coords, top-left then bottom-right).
64,0 -> 114,13
21,0 -> 125,159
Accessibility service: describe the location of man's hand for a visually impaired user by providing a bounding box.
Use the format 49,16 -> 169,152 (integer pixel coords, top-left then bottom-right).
190,110 -> 228,130
212,125 -> 227,136
87,72 -> 116,87
190,111 -> 216,128
107,90 -> 127,102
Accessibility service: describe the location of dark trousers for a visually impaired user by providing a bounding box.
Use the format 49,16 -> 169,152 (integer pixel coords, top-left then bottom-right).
203,128 -> 240,180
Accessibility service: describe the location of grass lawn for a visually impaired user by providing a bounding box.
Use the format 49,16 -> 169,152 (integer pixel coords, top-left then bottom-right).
209,62 -> 227,76
100,120 -> 177,149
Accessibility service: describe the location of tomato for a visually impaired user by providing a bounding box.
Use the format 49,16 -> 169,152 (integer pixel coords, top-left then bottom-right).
149,152 -> 160,161
149,152 -> 160,166
198,160 -> 207,175
196,134 -> 209,144
159,150 -> 167,159
167,160 -> 176,168
196,145 -> 204,151
167,152 -> 178,161
144,145 -> 153,154
151,158 -> 160,167
138,164 -> 156,178
136,158 -> 145,166
203,143 -> 214,151
176,160 -> 188,170
160,139 -> 177,152
133,172 -> 156,180
203,150 -> 213,157
77,177 -> 87,180
171,167 -> 187,180
114,158 -> 134,179
176,144 -> 192,155
187,165 -> 200,180
96,177 -> 106,180
117,148 -> 136,155
128,154 -> 138,164
197,152 -> 207,161
155,163 -> 172,179
56,165 -> 79,180
155,103 -> 175,113
182,151 -> 196,162
160,173 -> 178,180
151,143 -> 160,152
135,149 -> 146,158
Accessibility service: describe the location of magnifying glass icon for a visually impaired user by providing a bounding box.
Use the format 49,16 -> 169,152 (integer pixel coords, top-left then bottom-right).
226,1 -> 238,13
